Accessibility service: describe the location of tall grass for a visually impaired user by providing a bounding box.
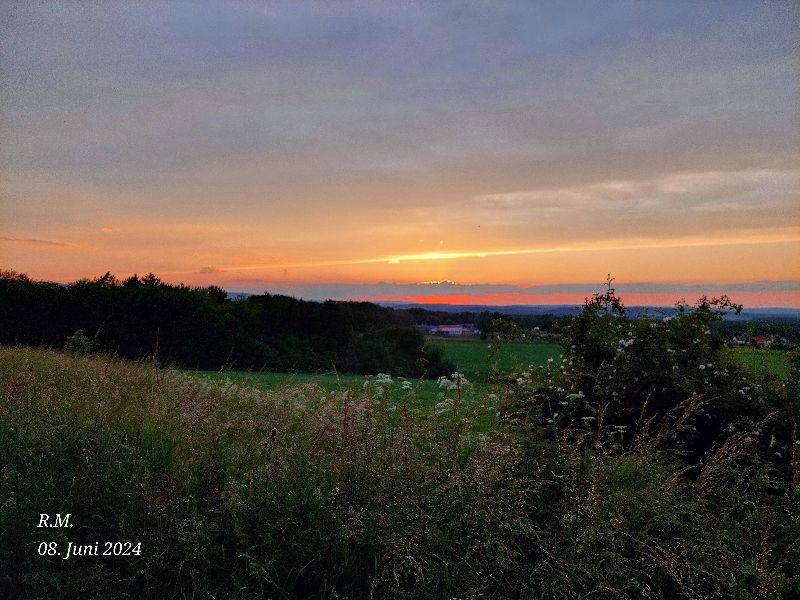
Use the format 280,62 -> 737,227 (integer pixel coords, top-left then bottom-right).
1,347 -> 798,598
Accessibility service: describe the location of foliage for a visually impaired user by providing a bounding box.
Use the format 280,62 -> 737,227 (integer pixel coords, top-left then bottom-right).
507,277 -> 798,471
0,270 -> 453,378
1,346 -> 798,598
63,329 -> 93,354
2,274 -> 798,597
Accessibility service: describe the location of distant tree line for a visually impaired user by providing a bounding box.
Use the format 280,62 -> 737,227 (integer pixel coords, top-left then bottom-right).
0,271 -> 453,377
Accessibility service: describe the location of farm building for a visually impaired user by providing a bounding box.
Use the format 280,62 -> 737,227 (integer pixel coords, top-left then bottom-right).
431,324 -> 476,337
415,323 -> 479,337
751,335 -> 776,348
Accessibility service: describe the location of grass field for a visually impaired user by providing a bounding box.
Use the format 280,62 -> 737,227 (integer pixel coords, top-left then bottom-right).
730,346 -> 792,379
198,369 -> 450,407
198,338 -> 563,404
197,339 -> 791,402
429,337 -> 561,379
4,345 -> 798,597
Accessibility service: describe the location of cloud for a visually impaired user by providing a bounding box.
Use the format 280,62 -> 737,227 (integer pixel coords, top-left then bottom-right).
198,266 -> 224,274
0,236 -> 79,248
473,169 -> 800,215
2,2 -> 796,198
1,3 -> 797,288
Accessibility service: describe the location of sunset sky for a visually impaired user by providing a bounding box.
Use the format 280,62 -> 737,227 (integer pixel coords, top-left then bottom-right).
1,1 -> 798,306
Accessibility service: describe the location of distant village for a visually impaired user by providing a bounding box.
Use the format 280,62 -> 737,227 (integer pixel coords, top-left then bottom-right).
729,334 -> 795,350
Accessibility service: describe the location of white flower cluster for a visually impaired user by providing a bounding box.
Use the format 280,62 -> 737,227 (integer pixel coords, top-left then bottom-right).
515,371 -> 532,386
485,393 -> 501,418
435,397 -> 455,415
438,371 -> 468,390
363,372 -> 393,389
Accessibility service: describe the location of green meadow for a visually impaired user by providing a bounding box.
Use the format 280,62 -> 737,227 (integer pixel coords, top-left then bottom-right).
430,337 -> 561,379
197,338 -> 563,404
730,346 -> 792,379
197,338 -> 789,401
3,326 -> 798,597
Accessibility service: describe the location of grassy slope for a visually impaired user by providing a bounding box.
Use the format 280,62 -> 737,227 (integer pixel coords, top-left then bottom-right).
2,346 -> 797,598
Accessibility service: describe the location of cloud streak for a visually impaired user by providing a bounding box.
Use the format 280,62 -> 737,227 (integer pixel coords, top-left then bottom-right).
0,236 -> 79,248
195,231 -> 800,273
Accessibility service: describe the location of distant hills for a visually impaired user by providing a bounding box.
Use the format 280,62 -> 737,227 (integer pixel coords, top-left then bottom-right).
226,292 -> 800,321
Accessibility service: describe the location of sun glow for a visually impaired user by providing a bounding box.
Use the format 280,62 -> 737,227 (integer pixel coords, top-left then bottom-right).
174,230 -> 800,274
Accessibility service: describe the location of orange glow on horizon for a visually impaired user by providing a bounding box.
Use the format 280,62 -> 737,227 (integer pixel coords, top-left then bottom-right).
358,290 -> 800,308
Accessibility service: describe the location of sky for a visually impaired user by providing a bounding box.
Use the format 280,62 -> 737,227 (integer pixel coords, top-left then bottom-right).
1,1 -> 798,306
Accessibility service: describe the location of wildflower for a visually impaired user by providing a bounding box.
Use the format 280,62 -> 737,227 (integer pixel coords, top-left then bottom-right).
435,398 -> 453,415
437,375 -> 456,390
375,373 -> 392,385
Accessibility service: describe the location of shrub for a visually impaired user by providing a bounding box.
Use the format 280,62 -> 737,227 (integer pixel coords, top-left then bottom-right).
63,329 -> 93,354
507,278 -> 797,468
